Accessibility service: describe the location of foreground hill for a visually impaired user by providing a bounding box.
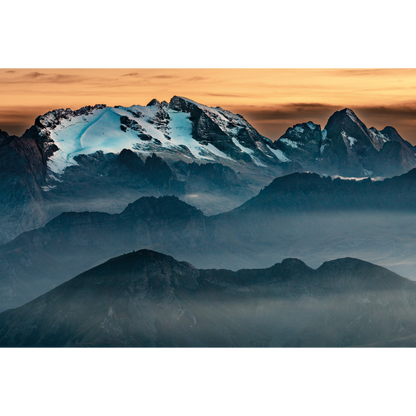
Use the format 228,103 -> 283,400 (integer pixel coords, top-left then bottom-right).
1,250 -> 416,347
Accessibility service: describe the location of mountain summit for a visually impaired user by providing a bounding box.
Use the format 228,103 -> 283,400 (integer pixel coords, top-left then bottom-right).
274,107 -> 416,177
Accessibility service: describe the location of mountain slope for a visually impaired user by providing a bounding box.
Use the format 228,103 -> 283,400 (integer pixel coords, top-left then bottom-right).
1,250 -> 416,347
1,99 -> 415,245
0,195 -> 211,312
5,168 -> 416,312
274,108 -> 416,177
232,167 -> 416,213
0,128 -> 53,243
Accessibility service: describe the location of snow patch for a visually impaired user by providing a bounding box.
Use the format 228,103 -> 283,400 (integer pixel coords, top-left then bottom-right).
346,109 -> 358,123
307,122 -> 316,130
41,185 -> 57,192
341,131 -> 357,148
231,137 -> 266,166
251,156 -> 267,167
268,146 -> 290,162
320,129 -> 328,154
331,175 -> 372,181
294,126 -> 304,133
347,136 -> 357,147
167,110 -> 230,161
204,144 -> 231,160
280,138 -> 299,149
232,137 -> 254,155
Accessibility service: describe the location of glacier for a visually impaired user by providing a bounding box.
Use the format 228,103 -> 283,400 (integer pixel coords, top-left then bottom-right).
40,97 -> 289,174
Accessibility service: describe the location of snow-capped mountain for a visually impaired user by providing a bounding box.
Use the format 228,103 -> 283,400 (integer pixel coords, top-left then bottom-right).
36,96 -> 288,174
1,96 -> 415,245
14,96 -> 415,188
274,108 -> 416,177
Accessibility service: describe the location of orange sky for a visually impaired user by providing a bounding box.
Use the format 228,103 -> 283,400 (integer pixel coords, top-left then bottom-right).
1,68 -> 416,143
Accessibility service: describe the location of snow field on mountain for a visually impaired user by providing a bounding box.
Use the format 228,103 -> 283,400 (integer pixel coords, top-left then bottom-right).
229,137 -> 265,166
341,131 -> 357,148
268,147 -> 291,162
280,138 -> 299,148
47,106 -> 167,173
166,110 -> 232,161
47,104 -> 245,173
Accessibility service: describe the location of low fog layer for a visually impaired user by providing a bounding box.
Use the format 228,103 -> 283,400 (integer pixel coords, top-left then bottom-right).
2,197 -> 416,313
1,251 -> 416,347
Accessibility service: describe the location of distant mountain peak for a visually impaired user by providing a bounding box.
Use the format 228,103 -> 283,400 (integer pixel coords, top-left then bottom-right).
146,98 -> 161,107
345,108 -> 358,121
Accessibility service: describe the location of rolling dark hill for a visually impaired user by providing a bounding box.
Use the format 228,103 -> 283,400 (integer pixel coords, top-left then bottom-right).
4,168 -> 416,312
1,250 -> 416,347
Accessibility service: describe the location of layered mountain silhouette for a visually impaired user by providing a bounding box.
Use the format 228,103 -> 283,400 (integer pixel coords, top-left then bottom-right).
232,167 -> 416,213
1,250 -> 416,347
2,98 -> 416,349
4,168 -> 416,312
0,97 -> 414,245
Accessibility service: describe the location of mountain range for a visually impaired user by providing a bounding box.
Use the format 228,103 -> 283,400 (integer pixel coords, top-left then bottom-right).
3,168 -> 416,312
1,249 -> 416,347
1,96 -> 415,244
2,96 -> 416,348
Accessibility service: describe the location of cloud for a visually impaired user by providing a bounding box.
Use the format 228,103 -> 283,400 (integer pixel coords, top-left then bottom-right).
123,72 -> 141,77
227,102 -> 416,142
25,71 -> 47,79
0,105 -> 59,136
186,76 -> 209,82
235,102 -> 339,122
355,103 -> 416,121
352,104 -> 416,141
1,71 -> 86,84
152,75 -> 176,79
206,92 -> 244,98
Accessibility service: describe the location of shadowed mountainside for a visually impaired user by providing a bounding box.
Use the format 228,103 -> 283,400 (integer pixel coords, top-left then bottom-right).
1,250 -> 416,347
4,169 -> 416,311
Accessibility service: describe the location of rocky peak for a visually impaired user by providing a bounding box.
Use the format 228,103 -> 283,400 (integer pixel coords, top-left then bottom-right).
380,126 -> 413,148
168,95 -> 196,113
116,148 -> 144,173
146,98 -> 161,107
35,104 -> 106,130
143,153 -> 176,186
93,249 -> 200,291
0,129 -> 10,141
276,122 -> 323,161
120,195 -> 203,221
268,257 -> 315,282
324,108 -> 370,140
45,211 -> 114,229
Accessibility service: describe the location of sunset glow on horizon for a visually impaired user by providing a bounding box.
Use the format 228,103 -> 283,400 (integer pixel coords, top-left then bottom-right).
2,68 -> 416,143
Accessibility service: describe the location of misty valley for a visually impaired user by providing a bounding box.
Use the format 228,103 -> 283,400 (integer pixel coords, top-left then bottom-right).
2,96 -> 416,347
